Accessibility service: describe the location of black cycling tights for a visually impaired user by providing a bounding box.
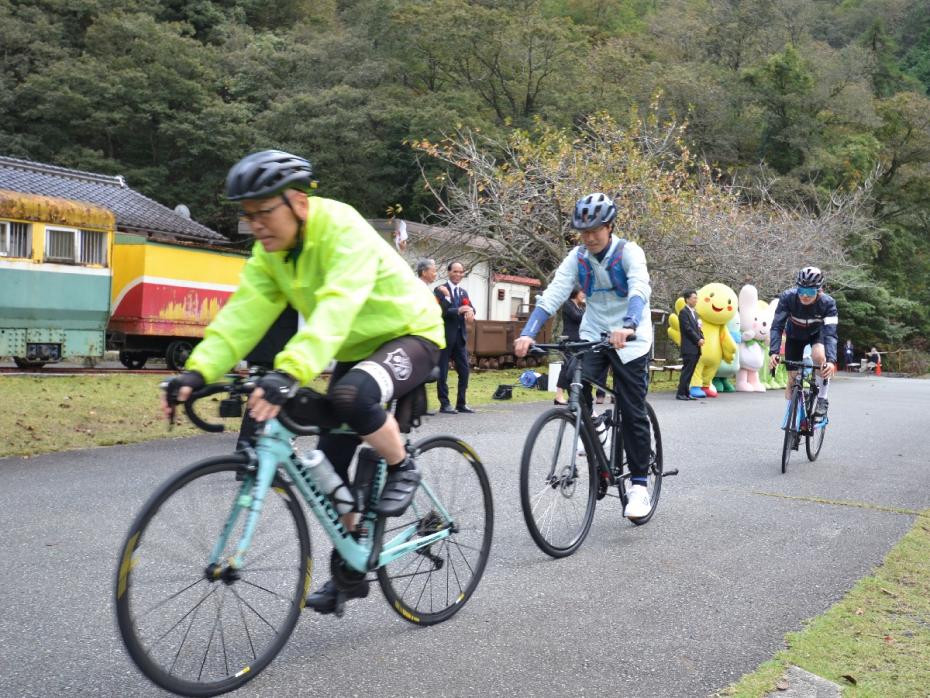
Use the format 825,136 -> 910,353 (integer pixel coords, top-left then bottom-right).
320,336 -> 440,482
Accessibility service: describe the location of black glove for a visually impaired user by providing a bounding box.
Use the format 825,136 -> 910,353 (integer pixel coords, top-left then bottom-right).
256,371 -> 299,406
162,371 -> 205,405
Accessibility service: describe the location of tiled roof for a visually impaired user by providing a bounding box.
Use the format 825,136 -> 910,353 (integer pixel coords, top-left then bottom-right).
369,218 -> 502,252
0,156 -> 225,242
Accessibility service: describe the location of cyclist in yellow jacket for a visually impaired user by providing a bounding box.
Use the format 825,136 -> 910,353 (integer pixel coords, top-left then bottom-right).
160,150 -> 444,613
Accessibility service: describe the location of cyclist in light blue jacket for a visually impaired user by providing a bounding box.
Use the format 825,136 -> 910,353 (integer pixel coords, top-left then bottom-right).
514,192 -> 654,519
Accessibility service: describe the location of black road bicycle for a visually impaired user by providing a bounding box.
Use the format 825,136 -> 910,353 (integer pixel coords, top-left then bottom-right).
519,338 -> 676,558
776,358 -> 829,473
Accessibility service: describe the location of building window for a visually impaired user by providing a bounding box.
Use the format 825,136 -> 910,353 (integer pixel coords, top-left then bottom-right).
79,229 -> 107,266
0,221 -> 32,259
511,296 -> 525,318
45,227 -> 77,263
44,227 -> 108,266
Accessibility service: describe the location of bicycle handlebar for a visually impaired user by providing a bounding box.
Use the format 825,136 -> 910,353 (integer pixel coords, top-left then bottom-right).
769,358 -> 830,377
528,332 -> 636,358
183,384 -> 235,432
275,405 -> 321,437
165,374 -> 324,437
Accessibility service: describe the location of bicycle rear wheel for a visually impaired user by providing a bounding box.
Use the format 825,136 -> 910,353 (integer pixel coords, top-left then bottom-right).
622,401 -> 663,526
519,408 -> 597,558
781,392 -> 800,474
377,436 -> 493,625
115,454 -> 310,697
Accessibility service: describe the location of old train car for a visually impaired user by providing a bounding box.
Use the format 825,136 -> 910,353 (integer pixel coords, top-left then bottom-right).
467,315 -> 552,369
0,190 -> 115,367
109,235 -> 246,369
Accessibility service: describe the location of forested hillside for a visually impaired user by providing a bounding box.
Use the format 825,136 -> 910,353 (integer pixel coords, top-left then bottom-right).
1,0 -> 928,362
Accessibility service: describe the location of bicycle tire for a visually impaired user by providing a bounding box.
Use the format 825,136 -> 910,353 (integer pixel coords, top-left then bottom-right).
115,454 -> 311,697
519,408 -> 597,558
378,435 -> 493,626
781,390 -> 800,474
805,390 -> 827,461
624,401 -> 663,526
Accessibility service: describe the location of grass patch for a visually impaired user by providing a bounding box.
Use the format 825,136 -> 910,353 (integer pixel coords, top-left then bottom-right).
0,375 -> 200,458
720,512 -> 930,696
0,367 -> 678,458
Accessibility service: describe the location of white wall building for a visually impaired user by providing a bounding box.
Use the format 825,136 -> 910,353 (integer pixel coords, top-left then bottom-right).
370,219 -> 540,322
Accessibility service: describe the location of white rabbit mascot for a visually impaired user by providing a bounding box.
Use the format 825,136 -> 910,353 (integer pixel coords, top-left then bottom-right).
736,284 -> 769,392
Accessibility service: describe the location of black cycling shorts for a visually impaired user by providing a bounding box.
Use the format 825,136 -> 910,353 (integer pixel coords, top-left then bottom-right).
784,333 -> 823,363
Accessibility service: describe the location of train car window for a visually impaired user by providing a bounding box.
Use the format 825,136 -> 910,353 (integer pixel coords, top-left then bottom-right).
79,229 -> 108,266
0,221 -> 31,259
45,227 -> 77,263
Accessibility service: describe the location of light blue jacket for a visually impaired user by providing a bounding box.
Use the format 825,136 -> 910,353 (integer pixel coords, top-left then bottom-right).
534,236 -> 653,363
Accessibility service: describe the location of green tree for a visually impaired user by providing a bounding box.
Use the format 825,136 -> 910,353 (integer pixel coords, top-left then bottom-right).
743,45 -> 817,172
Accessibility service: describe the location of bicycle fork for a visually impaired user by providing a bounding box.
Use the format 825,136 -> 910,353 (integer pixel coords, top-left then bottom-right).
206,431 -> 294,578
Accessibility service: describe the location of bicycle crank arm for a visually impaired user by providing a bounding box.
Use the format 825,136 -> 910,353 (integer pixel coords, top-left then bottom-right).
662,469 -> 679,477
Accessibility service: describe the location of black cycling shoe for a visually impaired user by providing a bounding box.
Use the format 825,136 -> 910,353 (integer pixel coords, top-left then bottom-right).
813,397 -> 829,420
372,458 -> 421,517
305,578 -> 369,615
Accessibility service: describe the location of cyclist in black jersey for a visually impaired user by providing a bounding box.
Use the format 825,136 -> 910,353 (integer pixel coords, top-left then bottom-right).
768,266 -> 838,421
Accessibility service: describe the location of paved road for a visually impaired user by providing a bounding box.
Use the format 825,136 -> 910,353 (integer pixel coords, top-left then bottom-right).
1,374 -> 928,697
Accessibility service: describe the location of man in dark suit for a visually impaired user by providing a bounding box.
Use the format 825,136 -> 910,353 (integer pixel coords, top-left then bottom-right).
676,289 -> 704,400
435,261 -> 475,413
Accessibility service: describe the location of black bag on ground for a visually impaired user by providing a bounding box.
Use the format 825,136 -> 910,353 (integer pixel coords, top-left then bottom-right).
492,384 -> 513,400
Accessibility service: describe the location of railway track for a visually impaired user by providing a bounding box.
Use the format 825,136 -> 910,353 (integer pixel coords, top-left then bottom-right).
0,366 -> 174,376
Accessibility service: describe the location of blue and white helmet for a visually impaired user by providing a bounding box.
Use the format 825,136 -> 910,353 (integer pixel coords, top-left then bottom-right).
572,192 -> 617,231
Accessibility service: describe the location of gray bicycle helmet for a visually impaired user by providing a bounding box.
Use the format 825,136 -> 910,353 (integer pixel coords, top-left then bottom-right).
225,150 -> 314,201
796,266 -> 824,288
572,192 -> 617,230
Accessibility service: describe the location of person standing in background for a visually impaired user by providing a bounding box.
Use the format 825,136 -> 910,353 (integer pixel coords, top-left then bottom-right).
676,289 -> 704,400
435,261 -> 475,413
554,287 -> 585,405
416,258 -> 437,286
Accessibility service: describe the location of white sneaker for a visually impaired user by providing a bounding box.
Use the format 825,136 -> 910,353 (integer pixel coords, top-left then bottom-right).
624,484 -> 652,519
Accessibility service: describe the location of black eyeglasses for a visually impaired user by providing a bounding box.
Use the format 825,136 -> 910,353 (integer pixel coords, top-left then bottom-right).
239,201 -> 287,223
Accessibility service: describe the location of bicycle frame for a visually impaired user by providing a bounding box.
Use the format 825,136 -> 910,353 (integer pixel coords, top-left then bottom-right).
207,419 -> 454,576
562,348 -> 625,488
781,360 -> 825,435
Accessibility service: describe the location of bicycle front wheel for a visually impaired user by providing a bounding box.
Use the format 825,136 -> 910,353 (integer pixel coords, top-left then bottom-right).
378,436 -> 493,626
115,454 -> 311,697
781,392 -> 800,474
519,407 -> 597,558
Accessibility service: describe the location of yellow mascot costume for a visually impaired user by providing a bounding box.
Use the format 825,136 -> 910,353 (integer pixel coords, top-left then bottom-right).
668,282 -> 738,398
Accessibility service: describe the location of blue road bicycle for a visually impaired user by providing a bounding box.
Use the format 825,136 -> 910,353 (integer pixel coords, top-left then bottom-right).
115,372 -> 493,697
778,358 -> 828,473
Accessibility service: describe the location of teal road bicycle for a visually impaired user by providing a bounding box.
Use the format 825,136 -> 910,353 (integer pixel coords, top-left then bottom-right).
777,358 -> 828,473
115,372 -> 493,697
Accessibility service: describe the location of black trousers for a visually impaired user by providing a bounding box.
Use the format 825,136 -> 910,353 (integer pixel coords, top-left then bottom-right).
580,351 -> 651,479
437,339 -> 470,408
677,352 -> 700,396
